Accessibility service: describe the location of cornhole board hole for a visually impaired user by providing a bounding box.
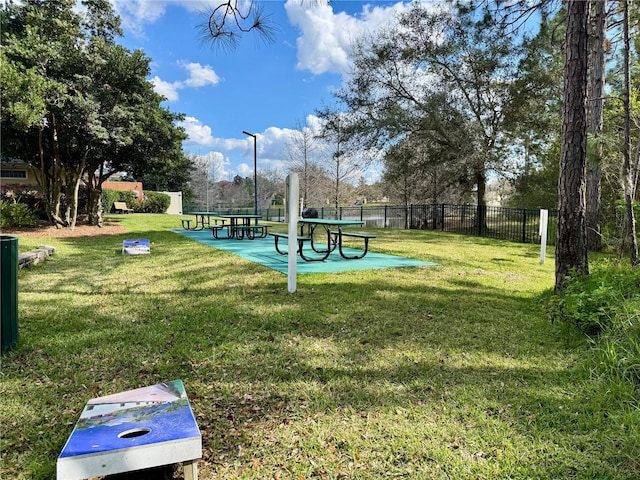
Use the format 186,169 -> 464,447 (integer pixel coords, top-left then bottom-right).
57,379 -> 202,480
122,239 -> 150,255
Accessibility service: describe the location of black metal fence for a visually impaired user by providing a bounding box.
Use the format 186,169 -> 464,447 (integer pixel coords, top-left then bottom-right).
203,204 -> 559,246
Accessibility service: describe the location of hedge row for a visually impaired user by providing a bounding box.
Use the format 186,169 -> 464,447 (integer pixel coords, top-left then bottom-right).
0,185 -> 171,228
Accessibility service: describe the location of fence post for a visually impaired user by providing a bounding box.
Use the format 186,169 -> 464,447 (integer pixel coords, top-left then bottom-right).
522,209 -> 527,243
431,204 -> 436,230
477,205 -> 484,236
384,205 -> 388,228
441,204 -> 445,231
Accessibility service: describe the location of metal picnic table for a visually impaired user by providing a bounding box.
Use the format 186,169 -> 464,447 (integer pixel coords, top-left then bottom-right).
271,218 -> 376,261
212,214 -> 270,240
181,212 -> 224,231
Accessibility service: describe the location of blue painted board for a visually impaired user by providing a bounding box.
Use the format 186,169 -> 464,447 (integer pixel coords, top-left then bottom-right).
122,239 -> 150,255
57,380 -> 201,479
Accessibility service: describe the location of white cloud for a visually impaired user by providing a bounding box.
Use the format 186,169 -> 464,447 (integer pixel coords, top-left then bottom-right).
151,62 -> 220,101
191,150 -> 232,180
180,115 -> 385,181
151,76 -> 180,101
237,163 -> 253,176
237,119 -> 325,173
304,114 -> 324,136
112,0 -> 220,36
180,62 -> 220,87
179,116 -> 215,146
185,120 -> 320,174
284,0 -> 412,76
112,0 -> 168,36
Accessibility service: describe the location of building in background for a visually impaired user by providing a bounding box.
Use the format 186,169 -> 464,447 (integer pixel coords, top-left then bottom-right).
103,180 -> 144,203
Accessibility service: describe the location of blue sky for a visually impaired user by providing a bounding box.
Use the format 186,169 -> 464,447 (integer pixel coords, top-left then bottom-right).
111,0 -> 420,183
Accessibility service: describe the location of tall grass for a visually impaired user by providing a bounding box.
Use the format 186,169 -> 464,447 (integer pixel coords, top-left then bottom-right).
548,261 -> 640,420
1,214 -> 638,479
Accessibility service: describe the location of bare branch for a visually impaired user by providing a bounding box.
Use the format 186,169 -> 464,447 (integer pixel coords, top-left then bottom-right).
197,1 -> 278,52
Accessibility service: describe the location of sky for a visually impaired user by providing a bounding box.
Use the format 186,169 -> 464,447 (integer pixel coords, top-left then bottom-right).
111,0 -> 420,184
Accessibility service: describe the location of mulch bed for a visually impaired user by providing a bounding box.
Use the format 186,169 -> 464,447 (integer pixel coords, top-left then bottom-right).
2,221 -> 126,239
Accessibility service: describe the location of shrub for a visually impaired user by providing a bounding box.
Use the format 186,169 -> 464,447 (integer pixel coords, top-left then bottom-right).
547,260 -> 640,336
1,184 -> 47,220
103,189 -> 137,214
548,261 -> 640,405
101,189 -> 122,215
0,200 -> 39,228
138,191 -> 170,213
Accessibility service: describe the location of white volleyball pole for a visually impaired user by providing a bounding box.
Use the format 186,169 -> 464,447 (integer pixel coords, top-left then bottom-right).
539,209 -> 548,264
287,173 -> 299,293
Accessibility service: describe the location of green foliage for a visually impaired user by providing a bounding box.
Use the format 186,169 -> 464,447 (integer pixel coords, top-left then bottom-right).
102,189 -> 136,213
0,200 -> 39,228
547,261 -> 640,336
1,0 -> 189,228
101,189 -> 169,213
602,198 -> 640,246
100,188 -> 122,214
0,184 -> 47,220
615,198 -> 640,220
599,60 -> 640,246
592,321 -> 640,396
547,260 -> 640,409
138,191 -> 170,213
102,189 -> 171,213
507,142 -> 560,209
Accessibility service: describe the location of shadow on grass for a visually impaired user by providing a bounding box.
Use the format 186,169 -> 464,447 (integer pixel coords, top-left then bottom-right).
3,226 -> 635,479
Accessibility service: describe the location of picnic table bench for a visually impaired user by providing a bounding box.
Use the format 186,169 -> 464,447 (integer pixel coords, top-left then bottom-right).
270,232 -> 327,262
269,217 -> 378,261
336,231 -> 376,259
113,201 -> 133,214
211,223 -> 270,239
235,224 -> 271,238
182,212 -> 228,231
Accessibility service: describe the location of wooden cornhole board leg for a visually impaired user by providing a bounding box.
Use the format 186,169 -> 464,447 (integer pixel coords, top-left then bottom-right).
183,459 -> 198,480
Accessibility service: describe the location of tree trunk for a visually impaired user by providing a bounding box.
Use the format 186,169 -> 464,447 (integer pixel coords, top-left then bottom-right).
62,148 -> 88,230
35,126 -> 56,225
48,114 -> 69,228
86,167 -> 105,227
87,181 -> 104,227
63,171 -> 82,230
586,0 -> 606,251
555,0 -> 590,292
621,0 -> 638,265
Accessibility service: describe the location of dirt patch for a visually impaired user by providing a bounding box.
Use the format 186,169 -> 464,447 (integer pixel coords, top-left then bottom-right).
2,221 -> 126,239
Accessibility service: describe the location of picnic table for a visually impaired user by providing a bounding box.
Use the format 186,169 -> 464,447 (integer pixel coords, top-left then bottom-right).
211,214 -> 270,240
270,218 -> 376,261
181,212 -> 224,231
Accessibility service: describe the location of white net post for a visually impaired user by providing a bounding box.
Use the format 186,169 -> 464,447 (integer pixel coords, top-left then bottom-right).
539,209 -> 548,264
287,174 -> 299,293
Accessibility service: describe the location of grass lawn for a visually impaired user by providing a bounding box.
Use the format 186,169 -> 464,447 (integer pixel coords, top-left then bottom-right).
1,214 -> 638,479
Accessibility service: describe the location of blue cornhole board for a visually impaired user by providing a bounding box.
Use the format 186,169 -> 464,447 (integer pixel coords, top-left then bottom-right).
122,239 -> 150,255
57,379 -> 201,480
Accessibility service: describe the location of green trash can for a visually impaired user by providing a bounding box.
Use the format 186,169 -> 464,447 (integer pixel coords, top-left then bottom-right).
1,235 -> 18,354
